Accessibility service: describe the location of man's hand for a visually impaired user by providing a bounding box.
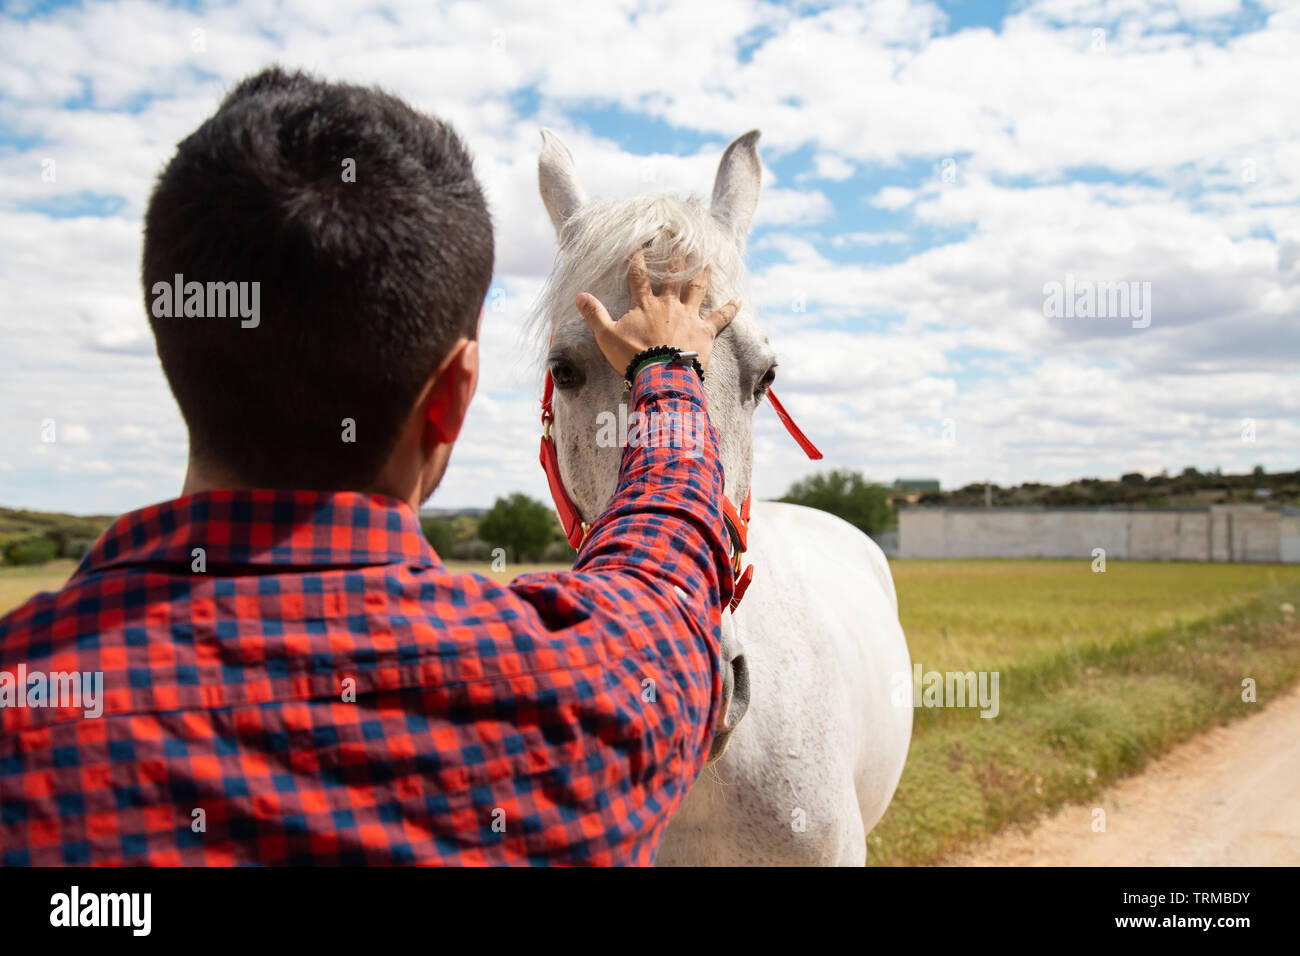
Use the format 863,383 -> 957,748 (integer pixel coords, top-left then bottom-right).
576,250 -> 741,375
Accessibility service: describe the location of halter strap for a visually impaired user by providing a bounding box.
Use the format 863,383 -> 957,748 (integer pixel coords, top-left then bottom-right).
539,371 -> 589,549
538,371 -> 821,609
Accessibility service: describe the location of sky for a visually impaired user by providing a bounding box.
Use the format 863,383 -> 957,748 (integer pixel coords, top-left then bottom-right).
0,0 -> 1297,516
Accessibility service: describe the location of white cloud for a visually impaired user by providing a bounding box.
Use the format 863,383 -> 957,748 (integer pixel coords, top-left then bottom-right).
831,231 -> 909,247
0,0 -> 1295,517
802,153 -> 855,182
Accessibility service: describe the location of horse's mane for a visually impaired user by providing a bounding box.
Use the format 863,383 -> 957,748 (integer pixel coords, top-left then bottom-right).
527,192 -> 750,355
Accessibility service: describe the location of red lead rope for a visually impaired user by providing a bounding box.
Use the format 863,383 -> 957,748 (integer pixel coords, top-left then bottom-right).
538,372 -> 822,611
766,389 -> 823,461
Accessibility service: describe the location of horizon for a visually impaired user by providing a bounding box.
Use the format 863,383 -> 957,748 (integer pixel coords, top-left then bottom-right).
3,462 -> 1295,520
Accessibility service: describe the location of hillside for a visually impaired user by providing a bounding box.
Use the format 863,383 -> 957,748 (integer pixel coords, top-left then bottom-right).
0,506 -> 117,563
907,467 -> 1299,510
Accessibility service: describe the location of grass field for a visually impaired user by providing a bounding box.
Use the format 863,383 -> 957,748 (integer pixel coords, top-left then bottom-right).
876,559 -> 1300,865
0,559 -> 80,616
4,556 -> 1297,866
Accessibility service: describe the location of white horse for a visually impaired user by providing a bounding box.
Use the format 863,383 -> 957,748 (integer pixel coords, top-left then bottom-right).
534,129 -> 913,865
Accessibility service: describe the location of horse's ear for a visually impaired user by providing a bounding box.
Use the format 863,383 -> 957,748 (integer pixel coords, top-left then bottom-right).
710,130 -> 762,240
538,129 -> 586,236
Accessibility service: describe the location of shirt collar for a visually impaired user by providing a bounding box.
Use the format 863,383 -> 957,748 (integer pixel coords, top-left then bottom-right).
73,489 -> 439,579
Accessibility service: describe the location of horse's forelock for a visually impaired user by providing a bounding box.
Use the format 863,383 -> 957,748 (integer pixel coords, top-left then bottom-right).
527,192 -> 749,360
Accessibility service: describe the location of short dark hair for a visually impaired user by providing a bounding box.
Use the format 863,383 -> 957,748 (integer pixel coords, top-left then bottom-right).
143,66 -> 493,489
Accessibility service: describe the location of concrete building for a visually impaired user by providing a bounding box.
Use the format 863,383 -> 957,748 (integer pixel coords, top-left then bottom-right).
899,504 -> 1300,563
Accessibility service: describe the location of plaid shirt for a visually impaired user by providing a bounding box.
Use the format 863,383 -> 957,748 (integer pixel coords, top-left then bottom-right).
0,364 -> 733,865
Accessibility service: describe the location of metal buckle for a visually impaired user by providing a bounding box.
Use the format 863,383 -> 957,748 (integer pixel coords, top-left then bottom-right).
722,515 -> 745,576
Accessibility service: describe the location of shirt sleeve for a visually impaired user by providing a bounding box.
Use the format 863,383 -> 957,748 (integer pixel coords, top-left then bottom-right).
505,359 -> 734,780
571,361 -> 734,605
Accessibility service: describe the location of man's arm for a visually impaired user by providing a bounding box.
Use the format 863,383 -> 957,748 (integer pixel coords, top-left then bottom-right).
506,251 -> 740,764
572,360 -> 733,599
507,359 -> 732,774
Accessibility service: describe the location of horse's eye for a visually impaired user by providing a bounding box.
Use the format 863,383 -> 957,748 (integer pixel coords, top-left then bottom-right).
551,359 -> 583,390
754,364 -> 777,398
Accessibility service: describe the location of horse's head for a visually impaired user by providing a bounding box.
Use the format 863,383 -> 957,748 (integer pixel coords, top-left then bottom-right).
533,129 -> 776,523
534,130 -> 773,762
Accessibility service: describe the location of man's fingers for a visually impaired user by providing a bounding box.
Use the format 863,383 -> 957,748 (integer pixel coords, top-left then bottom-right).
576,293 -> 615,336
705,297 -> 742,335
662,255 -> 686,300
684,263 -> 712,312
626,249 -> 653,307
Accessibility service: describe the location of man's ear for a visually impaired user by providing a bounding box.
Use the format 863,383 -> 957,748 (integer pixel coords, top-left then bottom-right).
423,337 -> 479,445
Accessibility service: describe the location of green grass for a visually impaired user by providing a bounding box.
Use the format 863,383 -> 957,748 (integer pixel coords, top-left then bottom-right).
869,559 -> 1300,865
896,559 -> 1298,671
0,559 -> 78,615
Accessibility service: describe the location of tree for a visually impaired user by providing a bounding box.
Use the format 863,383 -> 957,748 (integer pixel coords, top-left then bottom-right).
3,535 -> 58,566
779,470 -> 894,535
1043,486 -> 1088,507
419,517 -> 455,557
478,494 -> 557,563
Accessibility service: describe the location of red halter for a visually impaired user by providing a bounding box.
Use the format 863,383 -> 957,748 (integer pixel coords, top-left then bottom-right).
538,371 -> 822,611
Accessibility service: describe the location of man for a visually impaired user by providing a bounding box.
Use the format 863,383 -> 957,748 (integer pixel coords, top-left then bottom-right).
0,67 -> 739,865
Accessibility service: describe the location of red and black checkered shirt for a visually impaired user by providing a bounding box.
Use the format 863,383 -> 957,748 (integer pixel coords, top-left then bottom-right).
0,364 -> 733,865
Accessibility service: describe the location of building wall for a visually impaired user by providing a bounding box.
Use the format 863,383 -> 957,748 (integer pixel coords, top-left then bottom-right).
1231,510 -> 1281,563
900,505 -> 1293,563
900,510 -> 946,557
1281,515 -> 1300,564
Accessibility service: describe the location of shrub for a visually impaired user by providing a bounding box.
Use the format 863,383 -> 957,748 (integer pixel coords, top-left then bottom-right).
420,517 -> 455,556
3,535 -> 59,566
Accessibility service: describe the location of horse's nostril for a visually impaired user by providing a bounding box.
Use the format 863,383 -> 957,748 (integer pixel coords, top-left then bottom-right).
707,651 -> 751,765
727,653 -> 750,731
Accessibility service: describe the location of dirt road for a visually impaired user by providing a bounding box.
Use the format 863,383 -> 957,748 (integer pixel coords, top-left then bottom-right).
948,686 -> 1300,866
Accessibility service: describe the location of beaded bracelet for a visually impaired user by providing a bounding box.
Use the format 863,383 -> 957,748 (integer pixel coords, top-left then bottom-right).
624,346 -> 705,389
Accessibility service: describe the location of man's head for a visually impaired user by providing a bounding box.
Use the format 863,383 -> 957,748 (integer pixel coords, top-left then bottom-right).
143,66 -> 493,503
